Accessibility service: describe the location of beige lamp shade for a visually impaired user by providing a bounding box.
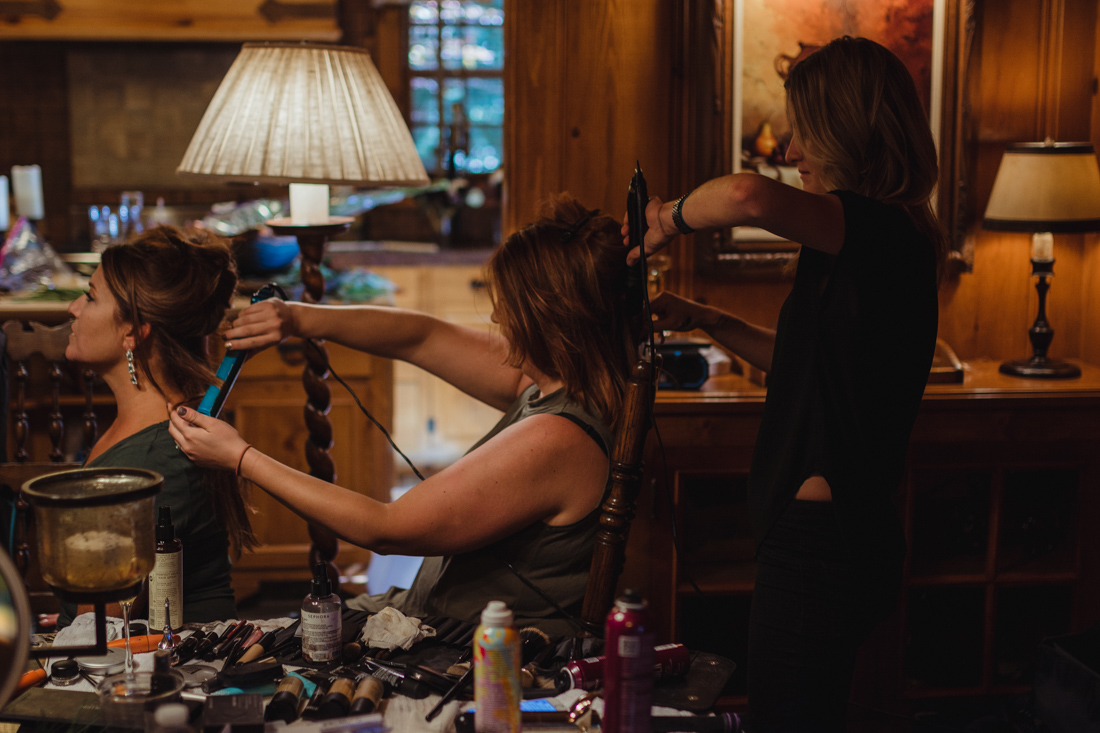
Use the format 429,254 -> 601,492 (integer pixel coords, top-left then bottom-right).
177,43 -> 429,187
983,142 -> 1100,232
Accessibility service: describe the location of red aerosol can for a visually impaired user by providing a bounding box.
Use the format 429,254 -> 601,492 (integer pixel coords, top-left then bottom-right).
555,642 -> 691,692
602,589 -> 655,733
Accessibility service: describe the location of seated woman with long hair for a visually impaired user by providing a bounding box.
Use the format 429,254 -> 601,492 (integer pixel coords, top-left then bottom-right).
59,226 -> 256,627
170,195 -> 643,634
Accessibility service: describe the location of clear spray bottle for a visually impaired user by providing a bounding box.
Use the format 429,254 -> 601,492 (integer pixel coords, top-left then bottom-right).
301,562 -> 342,663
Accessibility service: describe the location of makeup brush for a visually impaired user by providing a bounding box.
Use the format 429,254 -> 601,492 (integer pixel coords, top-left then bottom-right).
518,627 -> 552,687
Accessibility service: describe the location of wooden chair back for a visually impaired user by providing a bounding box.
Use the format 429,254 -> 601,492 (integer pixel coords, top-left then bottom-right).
580,356 -> 658,630
1,320 -> 98,611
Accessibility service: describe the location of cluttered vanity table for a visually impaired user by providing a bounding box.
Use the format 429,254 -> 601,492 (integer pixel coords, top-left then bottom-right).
629,359 -> 1100,708
0,527 -> 734,732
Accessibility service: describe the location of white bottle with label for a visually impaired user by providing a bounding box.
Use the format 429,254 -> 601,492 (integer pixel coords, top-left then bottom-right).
301,562 -> 342,662
148,506 -> 182,630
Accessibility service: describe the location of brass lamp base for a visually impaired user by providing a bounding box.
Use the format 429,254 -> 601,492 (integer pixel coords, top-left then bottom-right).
999,356 -> 1081,379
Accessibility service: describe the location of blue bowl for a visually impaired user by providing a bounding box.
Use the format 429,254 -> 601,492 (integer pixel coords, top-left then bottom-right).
248,235 -> 299,273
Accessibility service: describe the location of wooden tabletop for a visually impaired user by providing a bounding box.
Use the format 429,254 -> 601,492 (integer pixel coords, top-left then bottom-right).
657,358 -> 1100,409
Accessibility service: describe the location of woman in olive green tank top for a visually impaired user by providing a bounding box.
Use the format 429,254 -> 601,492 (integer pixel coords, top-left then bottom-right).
171,195 -> 645,632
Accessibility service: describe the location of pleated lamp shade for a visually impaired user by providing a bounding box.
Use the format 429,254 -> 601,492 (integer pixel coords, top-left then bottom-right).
177,43 -> 429,187
983,142 -> 1100,233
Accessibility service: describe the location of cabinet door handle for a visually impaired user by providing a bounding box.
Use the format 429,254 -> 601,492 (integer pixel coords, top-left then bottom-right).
469,279 -> 487,291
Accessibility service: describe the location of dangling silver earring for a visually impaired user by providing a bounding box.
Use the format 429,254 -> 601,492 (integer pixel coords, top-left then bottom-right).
126,348 -> 138,386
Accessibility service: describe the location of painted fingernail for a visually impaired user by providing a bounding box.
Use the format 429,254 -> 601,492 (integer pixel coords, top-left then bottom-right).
177,406 -> 187,416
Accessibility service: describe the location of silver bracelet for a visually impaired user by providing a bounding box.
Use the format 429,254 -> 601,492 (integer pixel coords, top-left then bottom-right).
671,193 -> 695,235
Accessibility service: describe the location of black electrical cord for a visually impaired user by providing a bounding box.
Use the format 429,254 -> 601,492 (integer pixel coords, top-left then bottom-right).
257,282 -> 425,482
313,344 -> 425,482
652,418 -> 706,599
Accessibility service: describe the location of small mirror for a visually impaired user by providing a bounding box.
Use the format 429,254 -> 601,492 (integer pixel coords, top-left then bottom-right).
0,548 -> 32,710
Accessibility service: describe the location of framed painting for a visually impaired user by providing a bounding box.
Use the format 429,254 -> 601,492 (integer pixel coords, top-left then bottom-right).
723,0 -> 948,265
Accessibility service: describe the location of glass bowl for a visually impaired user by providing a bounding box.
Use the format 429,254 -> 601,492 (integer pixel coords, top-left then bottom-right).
96,670 -> 185,728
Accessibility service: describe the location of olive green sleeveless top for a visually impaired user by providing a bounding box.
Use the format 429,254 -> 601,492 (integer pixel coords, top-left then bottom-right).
346,385 -> 611,635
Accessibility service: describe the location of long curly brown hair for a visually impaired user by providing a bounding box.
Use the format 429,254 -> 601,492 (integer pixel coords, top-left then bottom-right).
485,194 -> 644,433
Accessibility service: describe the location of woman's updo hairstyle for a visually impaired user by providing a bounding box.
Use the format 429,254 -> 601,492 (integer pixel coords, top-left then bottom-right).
100,225 -> 256,554
100,225 -> 238,402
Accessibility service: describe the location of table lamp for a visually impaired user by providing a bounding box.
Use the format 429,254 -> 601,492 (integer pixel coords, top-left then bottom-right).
982,140 -> 1100,378
177,42 -> 428,575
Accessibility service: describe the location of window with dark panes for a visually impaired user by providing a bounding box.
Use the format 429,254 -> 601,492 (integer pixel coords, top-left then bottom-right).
408,0 -> 504,176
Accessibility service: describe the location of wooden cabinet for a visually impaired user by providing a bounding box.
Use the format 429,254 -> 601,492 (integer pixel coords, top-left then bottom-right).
219,339 -> 393,601
368,263 -> 502,479
622,360 -> 1100,712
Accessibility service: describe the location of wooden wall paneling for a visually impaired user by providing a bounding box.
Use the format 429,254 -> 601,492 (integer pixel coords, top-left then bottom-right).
1083,239 -> 1100,367
340,2 -> 409,115
503,0 -> 673,236
1072,0 -> 1100,369
1094,3 -> 1100,148
0,42 -> 72,249
974,1 -> 1043,141
502,0 -> 567,235
1041,235 -> 1084,360
0,0 -> 341,42
936,0 -> 1100,364
66,44 -> 240,190
1053,0 -> 1098,142
942,232 -> 1086,365
945,234 -> 1033,362
559,0 -> 672,228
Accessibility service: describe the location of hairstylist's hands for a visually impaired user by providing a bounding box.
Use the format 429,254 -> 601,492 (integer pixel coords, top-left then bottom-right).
622,196 -> 679,266
222,298 -> 298,353
168,405 -> 249,472
650,291 -> 716,333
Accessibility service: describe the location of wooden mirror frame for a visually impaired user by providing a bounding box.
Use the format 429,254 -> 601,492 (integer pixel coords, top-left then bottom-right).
692,0 -> 977,276
0,548 -> 32,710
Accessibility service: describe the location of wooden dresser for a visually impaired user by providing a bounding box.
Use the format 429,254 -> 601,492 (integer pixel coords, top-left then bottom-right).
621,360 -> 1100,711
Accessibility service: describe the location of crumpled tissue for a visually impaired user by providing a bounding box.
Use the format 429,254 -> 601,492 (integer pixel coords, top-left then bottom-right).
358,607 -> 436,650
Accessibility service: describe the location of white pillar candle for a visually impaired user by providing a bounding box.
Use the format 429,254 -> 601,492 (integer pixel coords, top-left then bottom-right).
0,175 -> 8,231
12,164 -> 44,221
289,183 -> 330,225
1031,231 -> 1055,262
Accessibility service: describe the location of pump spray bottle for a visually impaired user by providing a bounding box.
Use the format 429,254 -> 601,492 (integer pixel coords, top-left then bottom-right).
301,562 -> 342,663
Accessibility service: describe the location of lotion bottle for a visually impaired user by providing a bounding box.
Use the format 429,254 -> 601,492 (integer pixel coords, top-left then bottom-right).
301,562 -> 342,663
148,506 -> 182,630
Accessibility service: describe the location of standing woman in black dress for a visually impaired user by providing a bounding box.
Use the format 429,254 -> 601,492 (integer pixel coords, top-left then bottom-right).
624,36 -> 947,732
